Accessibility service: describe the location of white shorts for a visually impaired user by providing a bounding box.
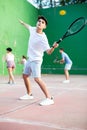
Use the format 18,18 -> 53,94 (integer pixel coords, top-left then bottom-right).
23,60 -> 42,78
64,63 -> 72,70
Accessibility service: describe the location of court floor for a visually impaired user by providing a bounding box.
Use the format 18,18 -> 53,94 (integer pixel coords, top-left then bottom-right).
0,74 -> 87,130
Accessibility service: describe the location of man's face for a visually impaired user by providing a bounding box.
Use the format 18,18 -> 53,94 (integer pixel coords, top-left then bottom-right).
36,19 -> 46,30
59,50 -> 62,53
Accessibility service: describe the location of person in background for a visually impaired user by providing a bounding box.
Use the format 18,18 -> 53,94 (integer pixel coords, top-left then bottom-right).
59,48 -> 72,83
19,16 -> 58,106
19,55 -> 27,72
20,55 -> 27,66
5,47 -> 15,84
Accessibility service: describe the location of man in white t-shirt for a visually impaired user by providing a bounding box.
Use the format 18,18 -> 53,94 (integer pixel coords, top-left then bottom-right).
19,16 -> 58,106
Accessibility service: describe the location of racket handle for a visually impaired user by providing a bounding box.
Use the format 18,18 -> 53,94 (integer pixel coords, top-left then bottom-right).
56,38 -> 62,44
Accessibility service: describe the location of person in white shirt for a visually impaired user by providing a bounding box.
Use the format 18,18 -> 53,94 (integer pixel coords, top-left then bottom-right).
19,16 -> 58,106
5,47 -> 15,84
19,55 -> 27,71
19,55 -> 27,66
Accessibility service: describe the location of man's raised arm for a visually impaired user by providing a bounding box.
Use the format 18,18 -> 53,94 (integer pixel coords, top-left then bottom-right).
19,19 -> 29,29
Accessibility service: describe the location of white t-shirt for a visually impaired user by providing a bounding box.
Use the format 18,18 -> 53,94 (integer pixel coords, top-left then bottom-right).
21,58 -> 27,65
27,26 -> 50,62
6,53 -> 15,62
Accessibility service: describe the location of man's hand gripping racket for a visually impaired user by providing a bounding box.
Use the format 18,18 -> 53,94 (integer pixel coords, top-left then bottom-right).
53,57 -> 60,63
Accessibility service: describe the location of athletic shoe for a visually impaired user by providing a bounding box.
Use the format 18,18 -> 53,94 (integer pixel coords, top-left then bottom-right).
8,81 -> 11,84
12,82 -> 15,85
63,80 -> 70,83
19,94 -> 34,100
8,81 -> 15,85
39,97 -> 54,106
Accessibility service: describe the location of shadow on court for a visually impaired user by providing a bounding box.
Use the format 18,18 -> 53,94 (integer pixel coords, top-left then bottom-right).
0,74 -> 87,130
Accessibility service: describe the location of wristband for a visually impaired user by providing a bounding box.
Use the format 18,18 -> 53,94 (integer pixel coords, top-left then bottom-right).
52,46 -> 55,48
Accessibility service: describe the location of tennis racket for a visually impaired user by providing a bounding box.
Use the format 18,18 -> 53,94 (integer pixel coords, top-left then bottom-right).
53,57 -> 60,63
56,17 -> 87,44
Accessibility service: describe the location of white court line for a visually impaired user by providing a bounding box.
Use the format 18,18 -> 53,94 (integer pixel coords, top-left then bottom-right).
62,88 -> 87,91
0,89 -> 86,117
0,117 -> 86,130
0,91 -> 69,117
0,99 -> 41,117
48,87 -> 87,91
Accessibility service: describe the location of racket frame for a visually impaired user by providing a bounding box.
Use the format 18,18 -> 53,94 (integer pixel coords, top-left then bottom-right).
57,17 -> 87,44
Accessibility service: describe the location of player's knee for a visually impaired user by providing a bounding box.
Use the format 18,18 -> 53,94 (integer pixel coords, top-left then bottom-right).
23,74 -> 28,79
34,77 -> 40,83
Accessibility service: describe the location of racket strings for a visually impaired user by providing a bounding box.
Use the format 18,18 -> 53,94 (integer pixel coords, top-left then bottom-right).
85,19 -> 87,25
57,17 -> 86,44
69,19 -> 85,34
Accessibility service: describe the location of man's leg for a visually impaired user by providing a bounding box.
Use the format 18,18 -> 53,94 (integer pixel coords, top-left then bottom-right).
34,77 -> 54,106
64,69 -> 69,80
34,77 -> 51,98
23,74 -> 32,95
31,62 -> 51,98
31,62 -> 54,105
19,74 -> 33,100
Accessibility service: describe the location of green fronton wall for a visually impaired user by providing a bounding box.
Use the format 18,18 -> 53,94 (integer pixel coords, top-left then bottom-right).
39,4 -> 87,74
0,0 -> 87,75
0,0 -> 38,75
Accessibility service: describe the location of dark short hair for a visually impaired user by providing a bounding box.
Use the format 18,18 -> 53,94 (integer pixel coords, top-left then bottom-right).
59,48 -> 64,51
22,55 -> 27,59
6,47 -> 12,52
37,16 -> 48,25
